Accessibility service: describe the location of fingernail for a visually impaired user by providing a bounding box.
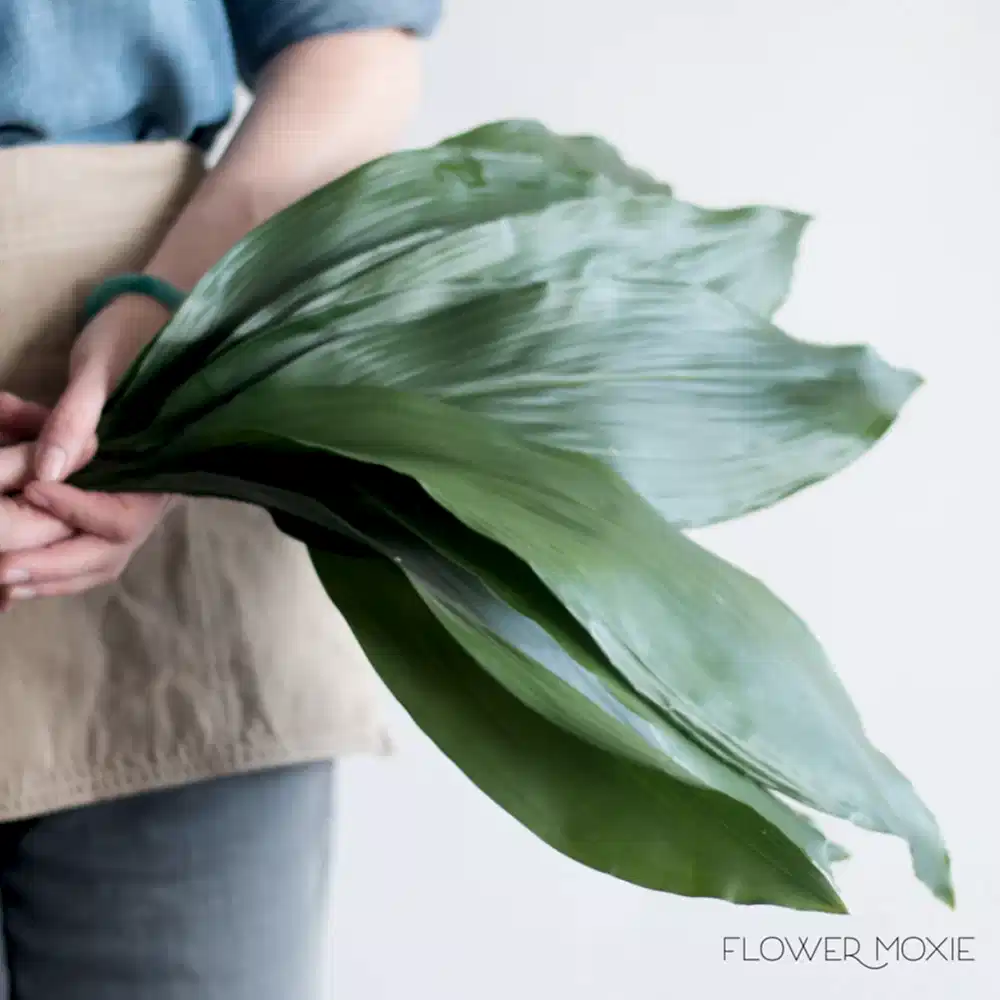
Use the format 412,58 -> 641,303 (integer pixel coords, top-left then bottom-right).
2,569 -> 30,585
9,586 -> 35,601
37,446 -> 66,482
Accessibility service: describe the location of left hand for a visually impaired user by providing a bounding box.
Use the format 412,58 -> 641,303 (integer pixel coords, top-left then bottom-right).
0,294 -> 173,604
32,293 -> 171,484
0,481 -> 169,602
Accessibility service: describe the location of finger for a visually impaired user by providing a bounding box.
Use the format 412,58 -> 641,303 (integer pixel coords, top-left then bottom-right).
0,496 -> 75,552
23,482 -> 162,542
0,434 -> 98,494
34,366 -> 109,482
0,393 -> 51,442
0,443 -> 34,493
1,570 -> 115,606
0,534 -> 121,586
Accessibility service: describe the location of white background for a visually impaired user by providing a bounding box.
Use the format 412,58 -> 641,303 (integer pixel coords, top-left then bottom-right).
316,2 -> 998,996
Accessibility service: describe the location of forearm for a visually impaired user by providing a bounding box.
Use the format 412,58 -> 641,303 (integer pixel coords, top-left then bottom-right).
82,28 -> 422,381
146,28 -> 422,291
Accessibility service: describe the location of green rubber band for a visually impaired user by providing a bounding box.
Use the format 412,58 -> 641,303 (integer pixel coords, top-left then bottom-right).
83,274 -> 187,324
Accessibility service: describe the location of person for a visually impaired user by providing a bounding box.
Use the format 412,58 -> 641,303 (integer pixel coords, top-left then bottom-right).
0,2 -> 441,997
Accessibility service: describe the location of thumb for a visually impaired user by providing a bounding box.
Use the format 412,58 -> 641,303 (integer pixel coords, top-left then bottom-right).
34,364 -> 110,483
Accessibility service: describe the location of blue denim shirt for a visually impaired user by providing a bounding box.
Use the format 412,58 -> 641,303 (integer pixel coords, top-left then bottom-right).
0,0 -> 441,149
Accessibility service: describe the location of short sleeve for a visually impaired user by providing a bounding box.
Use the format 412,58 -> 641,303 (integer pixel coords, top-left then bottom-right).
224,0 -> 443,87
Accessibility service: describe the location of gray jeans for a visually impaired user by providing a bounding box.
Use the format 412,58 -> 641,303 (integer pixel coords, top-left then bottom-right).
0,762 -> 335,999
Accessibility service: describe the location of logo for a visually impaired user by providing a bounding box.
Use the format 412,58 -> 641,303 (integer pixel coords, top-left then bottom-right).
722,936 -> 975,971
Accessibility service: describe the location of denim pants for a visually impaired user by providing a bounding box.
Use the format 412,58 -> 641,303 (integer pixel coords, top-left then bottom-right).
0,762 -> 336,999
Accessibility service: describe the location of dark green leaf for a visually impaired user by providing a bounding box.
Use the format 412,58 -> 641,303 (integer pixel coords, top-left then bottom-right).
110,271 -> 917,531
99,384 -> 948,904
313,551 -> 847,913
84,438 -> 845,887
76,118 -> 950,911
106,121 -> 674,417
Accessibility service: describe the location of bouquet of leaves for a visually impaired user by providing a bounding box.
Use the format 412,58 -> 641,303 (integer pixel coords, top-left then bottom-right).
74,121 -> 951,914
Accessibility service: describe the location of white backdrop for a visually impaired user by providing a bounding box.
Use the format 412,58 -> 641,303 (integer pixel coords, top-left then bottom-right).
323,2 -> 999,997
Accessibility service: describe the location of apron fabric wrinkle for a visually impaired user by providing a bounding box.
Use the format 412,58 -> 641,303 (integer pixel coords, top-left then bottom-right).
0,141 -> 388,822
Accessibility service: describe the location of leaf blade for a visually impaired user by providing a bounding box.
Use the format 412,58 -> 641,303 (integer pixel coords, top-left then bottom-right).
149,384 -> 948,904
314,550 -> 847,913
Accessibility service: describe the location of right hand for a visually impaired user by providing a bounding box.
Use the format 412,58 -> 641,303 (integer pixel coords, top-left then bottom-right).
0,392 -> 92,555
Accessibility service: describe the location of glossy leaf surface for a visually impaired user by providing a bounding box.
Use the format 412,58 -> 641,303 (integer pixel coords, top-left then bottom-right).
75,120 -> 950,911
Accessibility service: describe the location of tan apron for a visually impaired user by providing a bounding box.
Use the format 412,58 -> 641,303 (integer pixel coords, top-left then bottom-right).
0,141 -> 389,823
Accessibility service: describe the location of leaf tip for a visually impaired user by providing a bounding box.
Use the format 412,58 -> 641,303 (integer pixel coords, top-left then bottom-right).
804,883 -> 850,916
856,347 -> 924,434
920,847 -> 956,910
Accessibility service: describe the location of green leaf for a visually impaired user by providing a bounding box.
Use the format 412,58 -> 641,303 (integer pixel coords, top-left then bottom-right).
390,517 -> 848,877
75,118 -> 950,910
313,550 -> 847,913
332,465 -> 847,872
105,121 -> 673,416
98,383 -> 949,905
99,147 -> 901,529
103,123 -> 818,530
84,439 -> 846,894
289,276 -> 917,530
440,119 -> 672,196
109,270 -> 918,532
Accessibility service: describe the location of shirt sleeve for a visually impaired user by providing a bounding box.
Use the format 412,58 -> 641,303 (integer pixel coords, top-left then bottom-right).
223,0 -> 442,87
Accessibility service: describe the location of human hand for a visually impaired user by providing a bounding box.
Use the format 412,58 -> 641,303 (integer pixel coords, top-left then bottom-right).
0,295 -> 174,604
31,293 -> 170,484
0,393 -> 170,604
0,393 -> 79,555
0,481 -> 169,602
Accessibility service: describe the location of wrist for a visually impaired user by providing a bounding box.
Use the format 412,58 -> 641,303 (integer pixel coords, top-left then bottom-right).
95,289 -> 174,331
73,289 -> 173,386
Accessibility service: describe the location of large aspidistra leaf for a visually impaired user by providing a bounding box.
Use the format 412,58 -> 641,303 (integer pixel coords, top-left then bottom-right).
105,121 -> 675,415
196,272 -> 916,530
78,438 -> 848,902
315,552 -> 849,914
101,172 -> 904,530
74,119 -> 951,911
88,382 -> 950,904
